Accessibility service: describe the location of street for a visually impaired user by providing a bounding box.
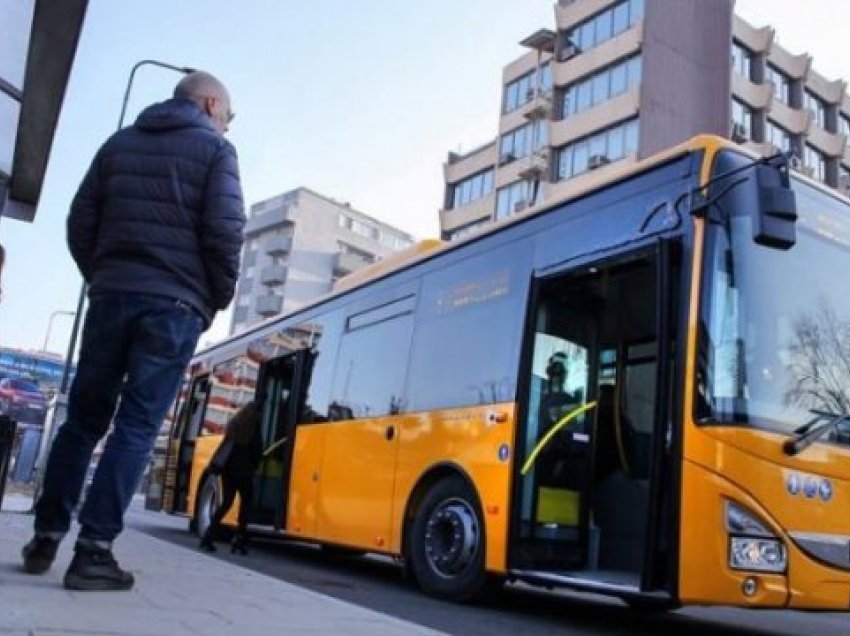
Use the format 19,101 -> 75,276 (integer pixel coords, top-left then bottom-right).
126,506 -> 850,636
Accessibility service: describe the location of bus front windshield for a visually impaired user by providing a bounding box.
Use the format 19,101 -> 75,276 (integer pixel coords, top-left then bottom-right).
697,175 -> 850,439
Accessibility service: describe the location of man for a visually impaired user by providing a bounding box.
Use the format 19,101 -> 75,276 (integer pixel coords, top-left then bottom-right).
22,71 -> 245,591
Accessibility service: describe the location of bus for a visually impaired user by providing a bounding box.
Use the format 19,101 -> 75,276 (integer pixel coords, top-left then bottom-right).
148,135 -> 850,610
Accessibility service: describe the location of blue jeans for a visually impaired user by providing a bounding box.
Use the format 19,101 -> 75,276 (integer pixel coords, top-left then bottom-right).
34,293 -> 203,545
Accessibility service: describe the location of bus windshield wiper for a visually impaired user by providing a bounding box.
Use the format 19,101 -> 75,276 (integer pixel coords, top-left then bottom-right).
783,409 -> 850,456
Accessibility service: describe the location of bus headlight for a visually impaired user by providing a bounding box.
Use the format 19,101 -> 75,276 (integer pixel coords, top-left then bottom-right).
725,501 -> 787,573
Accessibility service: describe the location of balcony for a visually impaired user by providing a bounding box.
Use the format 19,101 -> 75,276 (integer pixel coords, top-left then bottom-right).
334,251 -> 371,276
265,235 -> 292,257
244,205 -> 294,236
256,295 -> 283,317
260,264 -> 288,287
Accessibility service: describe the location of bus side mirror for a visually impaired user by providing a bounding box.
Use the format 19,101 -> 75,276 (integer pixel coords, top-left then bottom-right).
753,158 -> 797,250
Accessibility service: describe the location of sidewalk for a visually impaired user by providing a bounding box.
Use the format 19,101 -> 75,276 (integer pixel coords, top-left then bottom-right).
0,494 -> 444,635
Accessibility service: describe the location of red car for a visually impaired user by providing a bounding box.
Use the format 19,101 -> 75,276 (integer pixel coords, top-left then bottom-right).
0,378 -> 47,424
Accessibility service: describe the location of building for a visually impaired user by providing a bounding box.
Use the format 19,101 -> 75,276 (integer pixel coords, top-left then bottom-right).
0,0 -> 88,223
230,187 -> 416,334
439,0 -> 850,240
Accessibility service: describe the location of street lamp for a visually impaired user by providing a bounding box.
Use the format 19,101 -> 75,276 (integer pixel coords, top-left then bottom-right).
42,310 -> 75,353
59,59 -> 195,394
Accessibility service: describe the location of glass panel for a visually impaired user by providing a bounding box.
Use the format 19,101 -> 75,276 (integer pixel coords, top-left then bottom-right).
482,169 -> 494,194
592,71 -> 609,105
330,310 -> 414,419
505,82 -> 519,113
630,0 -> 645,24
470,173 -> 483,201
610,63 -> 627,96
577,81 -> 592,112
562,86 -> 577,117
573,140 -> 589,175
0,92 -> 21,175
580,21 -> 596,51
536,121 -> 549,148
624,119 -> 640,155
608,125 -> 625,159
698,177 -> 850,437
515,125 -> 529,158
596,10 -> 613,44
613,2 -> 629,34
558,145 -> 574,180
589,131 -> 606,158
496,188 -> 511,217
0,0 -> 35,90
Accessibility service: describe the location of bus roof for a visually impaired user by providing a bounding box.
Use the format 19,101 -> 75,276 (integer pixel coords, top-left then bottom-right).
202,133 -> 841,362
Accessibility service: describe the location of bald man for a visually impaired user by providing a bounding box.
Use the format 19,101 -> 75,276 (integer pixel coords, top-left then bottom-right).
23,71 -> 245,591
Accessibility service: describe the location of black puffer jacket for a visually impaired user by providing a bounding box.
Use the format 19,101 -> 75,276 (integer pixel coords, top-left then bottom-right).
67,97 -> 245,326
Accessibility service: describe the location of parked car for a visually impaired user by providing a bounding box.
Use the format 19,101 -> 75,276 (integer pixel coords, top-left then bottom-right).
0,377 -> 47,424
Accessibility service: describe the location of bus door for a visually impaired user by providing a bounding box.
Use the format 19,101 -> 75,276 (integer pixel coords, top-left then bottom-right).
164,374 -> 210,514
250,350 -> 311,530
513,242 -> 678,593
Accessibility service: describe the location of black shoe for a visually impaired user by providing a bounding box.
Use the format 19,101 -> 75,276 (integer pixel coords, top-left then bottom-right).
22,535 -> 59,574
199,532 -> 217,553
231,534 -> 248,555
63,546 -> 135,591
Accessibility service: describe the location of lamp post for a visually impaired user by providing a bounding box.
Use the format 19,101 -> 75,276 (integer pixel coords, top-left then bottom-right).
58,59 -> 195,395
42,310 -> 75,353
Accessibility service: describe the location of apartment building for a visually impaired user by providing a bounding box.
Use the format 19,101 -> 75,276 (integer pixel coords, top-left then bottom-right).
230,187 -> 415,334
440,0 -> 850,240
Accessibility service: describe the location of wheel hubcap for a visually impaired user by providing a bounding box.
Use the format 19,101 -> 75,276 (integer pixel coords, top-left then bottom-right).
424,498 -> 479,578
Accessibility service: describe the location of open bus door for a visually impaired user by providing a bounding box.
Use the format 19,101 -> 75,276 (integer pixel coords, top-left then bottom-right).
249,349 -> 313,530
511,240 -> 679,603
161,374 -> 210,514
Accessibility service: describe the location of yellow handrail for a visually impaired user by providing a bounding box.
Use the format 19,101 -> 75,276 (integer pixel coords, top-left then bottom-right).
520,401 -> 598,476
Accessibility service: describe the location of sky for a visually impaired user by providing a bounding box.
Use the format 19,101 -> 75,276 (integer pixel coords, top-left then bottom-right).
1,0 -> 849,356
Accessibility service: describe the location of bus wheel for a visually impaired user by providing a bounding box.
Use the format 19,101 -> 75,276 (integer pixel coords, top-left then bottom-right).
408,475 -> 487,602
194,474 -> 220,538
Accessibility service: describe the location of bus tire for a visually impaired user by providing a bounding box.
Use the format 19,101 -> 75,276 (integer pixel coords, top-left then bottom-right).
408,475 -> 488,602
194,473 -> 222,539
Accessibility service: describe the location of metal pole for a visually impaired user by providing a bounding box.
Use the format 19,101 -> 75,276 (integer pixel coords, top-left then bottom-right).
58,59 -> 195,395
42,310 -> 75,353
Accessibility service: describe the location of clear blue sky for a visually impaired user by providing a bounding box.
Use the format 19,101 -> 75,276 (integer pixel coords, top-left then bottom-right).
1,0 -> 848,354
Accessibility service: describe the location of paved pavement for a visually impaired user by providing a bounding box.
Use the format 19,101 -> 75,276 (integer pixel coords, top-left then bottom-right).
0,494 -> 444,635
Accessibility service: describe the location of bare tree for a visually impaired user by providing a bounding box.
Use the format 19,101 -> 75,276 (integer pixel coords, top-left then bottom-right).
784,300 -> 850,414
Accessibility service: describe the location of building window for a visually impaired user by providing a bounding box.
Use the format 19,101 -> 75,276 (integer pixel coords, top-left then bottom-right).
495,181 -> 530,219
556,119 -> 639,182
444,219 -> 491,241
804,144 -> 826,181
452,169 -> 494,209
805,90 -> 827,129
765,64 -> 790,105
379,233 -> 412,250
337,213 -> 351,230
731,99 -> 753,139
349,218 -> 376,240
563,0 -> 644,56
765,119 -> 791,153
840,114 -> 850,138
232,306 -> 249,324
237,294 -> 251,308
504,71 -> 535,113
561,56 -> 641,119
499,121 -> 548,164
731,42 -> 751,80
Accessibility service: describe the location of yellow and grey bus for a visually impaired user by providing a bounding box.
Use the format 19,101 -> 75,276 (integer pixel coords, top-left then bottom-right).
148,135 -> 850,610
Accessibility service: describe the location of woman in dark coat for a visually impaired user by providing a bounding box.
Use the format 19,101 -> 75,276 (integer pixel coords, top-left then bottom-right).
200,401 -> 263,554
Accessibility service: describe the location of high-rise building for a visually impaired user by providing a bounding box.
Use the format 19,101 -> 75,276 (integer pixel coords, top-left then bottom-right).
230,187 -> 415,334
439,0 -> 850,241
